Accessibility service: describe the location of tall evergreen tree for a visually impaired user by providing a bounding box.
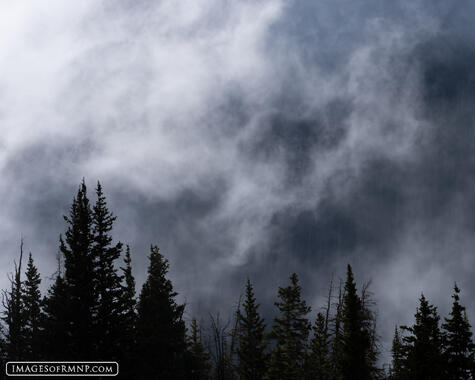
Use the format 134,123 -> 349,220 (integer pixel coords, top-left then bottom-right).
1,242 -> 25,361
118,245 -> 137,379
307,312 -> 331,380
60,180 -> 96,359
330,280 -> 345,380
136,245 -> 187,379
265,273 -> 311,380
236,278 -> 267,380
441,284 -> 474,380
41,273 -> 69,360
338,265 -> 374,380
22,253 -> 42,360
400,293 -> 444,380
92,181 -> 123,360
120,245 -> 136,329
187,318 -> 211,380
390,326 -> 406,380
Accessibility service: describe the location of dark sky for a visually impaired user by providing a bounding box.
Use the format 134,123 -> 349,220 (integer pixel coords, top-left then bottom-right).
1,0 -> 475,364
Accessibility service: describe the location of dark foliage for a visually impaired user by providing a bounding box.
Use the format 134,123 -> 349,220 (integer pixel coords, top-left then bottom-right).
237,279 -> 267,380
22,253 -> 42,360
0,180 -> 472,380
59,180 -> 96,359
265,273 -> 311,379
135,245 -> 187,379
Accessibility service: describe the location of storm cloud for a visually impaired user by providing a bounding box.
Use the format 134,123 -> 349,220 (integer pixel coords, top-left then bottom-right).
1,0 -> 475,363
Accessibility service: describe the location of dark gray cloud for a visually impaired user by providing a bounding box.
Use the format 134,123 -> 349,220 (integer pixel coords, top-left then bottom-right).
1,0 -> 475,364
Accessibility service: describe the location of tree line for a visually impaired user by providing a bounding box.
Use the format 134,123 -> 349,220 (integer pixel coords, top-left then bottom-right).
0,181 -> 474,379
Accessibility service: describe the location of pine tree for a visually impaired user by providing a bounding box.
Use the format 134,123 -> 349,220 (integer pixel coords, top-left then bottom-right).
41,274 -> 69,360
236,278 -> 267,380
1,242 -> 25,361
330,280 -> 345,380
187,318 -> 211,380
22,253 -> 42,359
60,179 -> 96,359
120,245 -> 136,329
307,312 -> 331,380
338,265 -> 374,380
390,326 -> 406,380
118,245 -> 137,379
441,284 -> 474,380
92,181 -> 123,360
136,245 -> 187,379
265,273 -> 311,380
360,281 -> 381,378
400,293 -> 444,380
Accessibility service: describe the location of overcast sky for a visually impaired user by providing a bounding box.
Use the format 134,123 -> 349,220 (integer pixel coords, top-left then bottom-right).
1,0 -> 475,364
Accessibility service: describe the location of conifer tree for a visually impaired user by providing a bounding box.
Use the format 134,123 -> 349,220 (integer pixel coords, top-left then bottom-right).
187,318 -> 211,380
118,245 -> 137,379
236,278 -> 267,380
265,273 -> 311,380
307,312 -> 331,380
41,273 -> 69,359
136,245 -> 187,379
338,265 -> 374,380
120,245 -> 136,328
441,284 -> 474,380
400,293 -> 444,380
1,243 -> 25,361
60,180 -> 96,359
22,253 -> 42,359
92,182 -> 123,360
390,326 -> 406,380
330,280 -> 345,380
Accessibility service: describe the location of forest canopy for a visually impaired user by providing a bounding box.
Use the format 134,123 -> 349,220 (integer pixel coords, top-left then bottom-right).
0,181 -> 473,380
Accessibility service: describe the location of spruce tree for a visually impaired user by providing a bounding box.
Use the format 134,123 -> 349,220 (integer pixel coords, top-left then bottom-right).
22,253 -> 42,360
41,274 -> 69,360
330,280 -> 345,380
1,243 -> 25,361
92,181 -> 123,360
120,245 -> 136,329
307,312 -> 331,380
136,245 -> 187,379
390,326 -> 406,380
187,318 -> 211,380
338,265 -> 374,380
60,180 -> 96,359
236,278 -> 267,380
441,284 -> 474,380
265,273 -> 311,380
118,245 -> 137,378
400,293 -> 444,380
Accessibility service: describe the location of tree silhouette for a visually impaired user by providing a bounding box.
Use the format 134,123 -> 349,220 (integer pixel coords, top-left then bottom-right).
442,284 -> 474,380
1,241 -> 25,361
136,245 -> 187,379
389,326 -> 405,380
41,272 -> 69,360
187,318 -> 211,380
92,181 -> 123,361
265,273 -> 311,380
22,253 -> 42,360
400,293 -> 444,380
338,265 -> 374,380
307,312 -> 331,380
60,180 -> 96,359
118,245 -> 137,378
237,278 -> 267,380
